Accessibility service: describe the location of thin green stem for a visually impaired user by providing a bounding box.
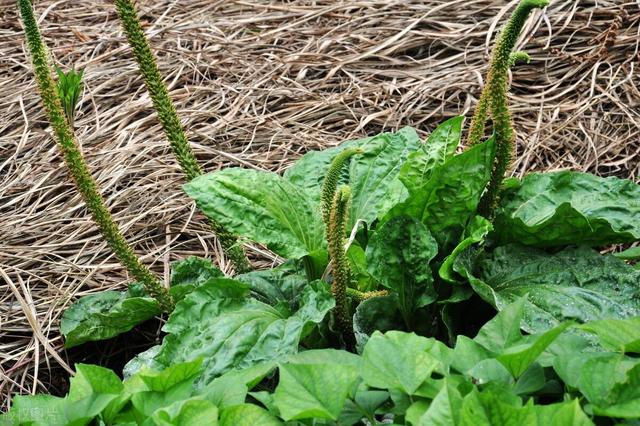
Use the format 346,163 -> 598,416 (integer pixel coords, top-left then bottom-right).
113,0 -> 251,273
18,0 -> 173,312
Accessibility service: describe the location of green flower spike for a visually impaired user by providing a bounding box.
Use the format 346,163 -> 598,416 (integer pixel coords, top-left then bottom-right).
468,0 -> 549,218
113,0 -> 251,273
320,147 -> 364,226
327,185 -> 357,349
18,0 -> 173,312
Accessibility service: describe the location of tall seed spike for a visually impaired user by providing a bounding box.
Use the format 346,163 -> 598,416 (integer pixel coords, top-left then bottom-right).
320,148 -> 364,226
467,0 -> 549,217
112,0 -> 251,273
18,0 -> 173,312
327,185 -> 356,350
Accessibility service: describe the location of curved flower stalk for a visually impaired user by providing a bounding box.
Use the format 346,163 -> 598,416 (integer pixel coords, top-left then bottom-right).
320,147 -> 364,226
18,0 -> 173,312
113,0 -> 251,273
467,0 -> 549,217
327,186 -> 356,349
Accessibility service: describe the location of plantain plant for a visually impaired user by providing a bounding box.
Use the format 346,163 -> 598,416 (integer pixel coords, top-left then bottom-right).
112,0 -> 251,273
18,0 -> 173,312
8,1 -> 640,423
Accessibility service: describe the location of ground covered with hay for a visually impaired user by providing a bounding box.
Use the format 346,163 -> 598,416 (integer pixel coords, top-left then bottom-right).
1,0 -> 639,409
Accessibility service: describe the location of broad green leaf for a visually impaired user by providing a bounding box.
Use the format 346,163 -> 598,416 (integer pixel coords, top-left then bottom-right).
284,127 -> 422,229
136,359 -> 203,392
236,261 -> 307,306
579,355 -> 638,402
465,245 -> 640,334
151,398 -> 218,426
399,116 -> 463,193
553,352 -> 620,389
361,331 -> 446,394
170,256 -> 223,286
614,246 -> 640,260
169,256 -> 223,302
353,295 -> 405,353
184,168 -> 325,260
534,400 -> 594,426
284,348 -> 361,368
66,364 -> 123,421
569,355 -> 640,418
273,363 -> 359,421
340,389 -> 390,425
591,363 -> 640,419
346,243 -> 375,292
123,345 -> 164,379
366,216 -> 439,327
467,359 -> 513,386
439,216 -> 492,283
512,363 -> 546,395
199,374 -> 248,409
474,298 -> 526,353
406,400 -> 430,426
153,279 -> 334,386
387,138 -> 495,249
451,335 -> 494,375
60,288 -> 160,348
131,360 -> 203,417
417,379 -> 465,426
577,317 -> 640,353
497,322 -> 571,378
2,395 -> 67,426
459,388 -> 534,426
494,171 -> 640,247
220,404 -> 282,426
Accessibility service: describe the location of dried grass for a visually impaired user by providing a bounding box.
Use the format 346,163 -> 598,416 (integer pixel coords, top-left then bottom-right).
1,0 -> 639,407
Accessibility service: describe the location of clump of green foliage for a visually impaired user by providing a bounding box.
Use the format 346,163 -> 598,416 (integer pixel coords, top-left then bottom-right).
17,0 -> 173,312
55,67 -> 83,127
113,0 -> 251,273
9,0 -> 640,424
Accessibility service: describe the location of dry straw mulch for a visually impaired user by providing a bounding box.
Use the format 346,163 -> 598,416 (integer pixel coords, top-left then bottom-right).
1,0 -> 639,407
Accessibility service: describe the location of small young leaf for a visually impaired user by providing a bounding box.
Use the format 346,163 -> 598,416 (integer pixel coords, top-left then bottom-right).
399,115 -> 463,193
151,398 -> 219,426
439,215 -> 493,283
